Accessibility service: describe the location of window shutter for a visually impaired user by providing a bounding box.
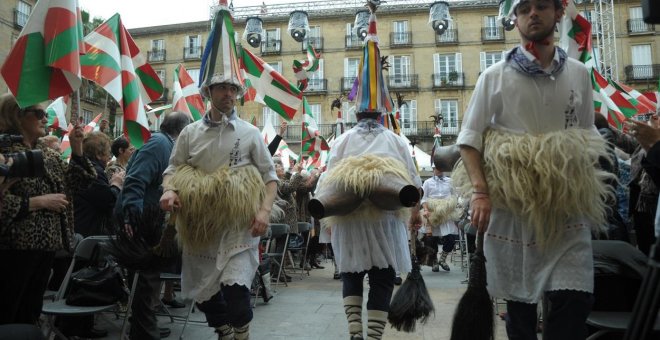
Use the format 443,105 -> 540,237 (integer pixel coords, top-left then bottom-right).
479,52 -> 486,72
455,53 -> 462,73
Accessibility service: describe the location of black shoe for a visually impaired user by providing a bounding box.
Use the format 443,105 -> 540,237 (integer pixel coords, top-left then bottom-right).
333,272 -> 340,280
310,262 -> 325,269
64,328 -> 108,338
161,298 -> 186,308
159,327 -> 171,338
393,276 -> 403,286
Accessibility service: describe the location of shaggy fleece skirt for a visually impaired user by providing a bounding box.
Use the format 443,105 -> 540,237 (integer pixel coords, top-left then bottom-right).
331,212 -> 412,274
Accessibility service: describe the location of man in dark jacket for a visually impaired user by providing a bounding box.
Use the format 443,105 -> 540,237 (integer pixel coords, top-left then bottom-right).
115,111 -> 191,340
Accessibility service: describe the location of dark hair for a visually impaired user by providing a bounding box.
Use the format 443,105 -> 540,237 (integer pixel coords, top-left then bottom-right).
356,111 -> 381,121
160,111 -> 192,137
514,0 -> 563,15
594,113 -> 609,130
83,131 -> 111,160
111,136 -> 130,157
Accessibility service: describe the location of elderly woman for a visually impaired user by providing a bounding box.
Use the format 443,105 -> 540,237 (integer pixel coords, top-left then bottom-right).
74,131 -> 124,237
0,93 -> 95,326
274,158 -> 304,230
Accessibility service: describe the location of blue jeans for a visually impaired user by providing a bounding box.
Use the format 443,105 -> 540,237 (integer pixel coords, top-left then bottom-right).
342,267 -> 395,311
196,284 -> 252,328
506,290 -> 593,340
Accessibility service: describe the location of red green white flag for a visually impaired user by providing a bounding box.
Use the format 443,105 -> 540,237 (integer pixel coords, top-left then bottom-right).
83,113 -> 103,134
559,0 -> 594,66
60,123 -> 74,160
172,64 -> 205,121
591,69 -> 630,129
301,97 -> 329,156
240,48 -> 302,121
47,96 -> 69,133
80,13 -> 163,148
1,0 -> 84,108
610,79 -> 656,115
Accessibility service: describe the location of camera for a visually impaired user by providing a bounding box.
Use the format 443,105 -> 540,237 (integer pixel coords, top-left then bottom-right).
0,134 -> 45,178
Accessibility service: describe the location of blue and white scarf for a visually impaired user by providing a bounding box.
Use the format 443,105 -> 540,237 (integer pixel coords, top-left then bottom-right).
506,46 -> 567,78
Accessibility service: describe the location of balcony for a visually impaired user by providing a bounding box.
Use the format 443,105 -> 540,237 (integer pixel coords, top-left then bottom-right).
183,46 -> 202,60
624,64 -> 660,83
345,35 -> 362,50
627,19 -> 655,34
306,79 -> 327,93
341,77 -> 356,92
390,32 -> 413,48
432,72 -> 465,89
387,74 -> 419,91
302,37 -> 323,52
14,9 -> 29,29
481,27 -> 505,42
261,40 -> 281,55
147,49 -> 166,63
81,86 -> 103,106
436,29 -> 458,45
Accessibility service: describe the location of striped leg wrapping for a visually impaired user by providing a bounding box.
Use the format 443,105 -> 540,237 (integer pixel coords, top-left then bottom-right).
343,296 -> 363,338
367,310 -> 388,340
215,324 -> 234,340
234,323 -> 249,340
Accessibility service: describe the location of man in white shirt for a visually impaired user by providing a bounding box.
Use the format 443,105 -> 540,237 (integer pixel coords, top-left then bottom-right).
421,165 -> 459,272
456,0 -> 611,338
160,73 -> 278,340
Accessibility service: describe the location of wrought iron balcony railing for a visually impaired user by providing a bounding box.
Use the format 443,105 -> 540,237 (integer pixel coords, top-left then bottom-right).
432,72 -> 465,89
306,79 -> 328,93
345,35 -> 362,50
183,46 -> 202,60
390,32 -> 413,48
341,77 -> 356,92
624,64 -> 660,82
436,29 -> 458,45
147,49 -> 166,62
627,18 -> 655,34
260,40 -> 281,55
386,74 -> 419,91
302,37 -> 324,52
481,27 -> 504,42
14,9 -> 29,29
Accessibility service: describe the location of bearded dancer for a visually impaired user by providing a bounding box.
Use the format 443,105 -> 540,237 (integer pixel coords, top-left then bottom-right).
160,74 -> 278,340
455,0 -> 612,338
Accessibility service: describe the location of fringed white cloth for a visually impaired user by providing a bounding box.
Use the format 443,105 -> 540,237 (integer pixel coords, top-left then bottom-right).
427,197 -> 461,226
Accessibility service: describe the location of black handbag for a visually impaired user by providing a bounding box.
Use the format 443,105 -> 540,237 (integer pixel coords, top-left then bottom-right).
65,260 -> 128,306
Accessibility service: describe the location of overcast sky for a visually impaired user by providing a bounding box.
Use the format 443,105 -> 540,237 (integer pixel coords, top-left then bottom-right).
79,0 -> 314,29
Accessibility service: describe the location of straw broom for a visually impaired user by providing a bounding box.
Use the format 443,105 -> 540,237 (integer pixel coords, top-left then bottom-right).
388,228 -> 435,332
450,232 -> 493,340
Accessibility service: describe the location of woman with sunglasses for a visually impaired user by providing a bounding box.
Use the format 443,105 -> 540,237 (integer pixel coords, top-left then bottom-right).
0,94 -> 96,327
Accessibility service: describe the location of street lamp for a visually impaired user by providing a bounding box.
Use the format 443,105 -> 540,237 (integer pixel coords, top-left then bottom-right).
243,17 -> 263,48
429,1 -> 451,35
288,10 -> 309,42
354,9 -> 370,41
499,0 -> 516,31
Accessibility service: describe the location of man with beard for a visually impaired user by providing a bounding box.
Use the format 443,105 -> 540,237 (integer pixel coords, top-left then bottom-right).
456,0 -> 610,338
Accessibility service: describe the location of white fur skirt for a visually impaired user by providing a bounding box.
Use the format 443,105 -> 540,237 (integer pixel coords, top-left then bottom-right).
331,212 -> 412,274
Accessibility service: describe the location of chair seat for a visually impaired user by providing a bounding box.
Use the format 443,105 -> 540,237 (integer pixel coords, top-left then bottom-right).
587,311 -> 660,331
42,300 -> 116,316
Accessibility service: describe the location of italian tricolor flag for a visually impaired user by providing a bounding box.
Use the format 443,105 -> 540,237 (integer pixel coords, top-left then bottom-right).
172,64 -> 205,121
80,13 -> 163,148
240,48 -> 302,121
1,0 -> 84,108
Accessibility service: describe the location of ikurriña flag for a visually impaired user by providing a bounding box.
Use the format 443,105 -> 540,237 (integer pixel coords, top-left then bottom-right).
80,13 -> 163,148
1,0 -> 85,108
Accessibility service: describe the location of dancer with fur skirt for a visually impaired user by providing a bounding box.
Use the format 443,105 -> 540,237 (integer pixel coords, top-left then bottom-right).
160,73 -> 278,340
454,0 -> 614,338
311,2 -> 422,339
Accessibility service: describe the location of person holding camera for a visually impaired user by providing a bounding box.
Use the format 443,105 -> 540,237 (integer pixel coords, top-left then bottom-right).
0,93 -> 96,326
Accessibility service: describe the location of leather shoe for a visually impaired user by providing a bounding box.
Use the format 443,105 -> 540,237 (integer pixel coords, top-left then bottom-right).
310,262 -> 325,269
159,327 -> 171,338
393,276 -> 403,286
161,298 -> 186,308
